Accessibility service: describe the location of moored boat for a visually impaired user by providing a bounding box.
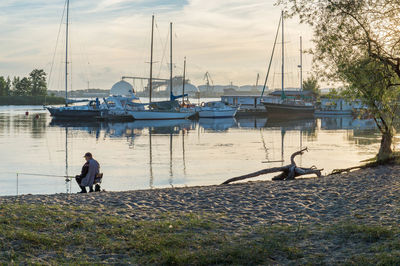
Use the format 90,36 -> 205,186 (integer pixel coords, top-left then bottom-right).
262,99 -> 315,117
127,18 -> 196,121
47,101 -> 101,119
46,0 -> 102,120
129,100 -> 195,120
198,101 -> 237,118
260,12 -> 315,117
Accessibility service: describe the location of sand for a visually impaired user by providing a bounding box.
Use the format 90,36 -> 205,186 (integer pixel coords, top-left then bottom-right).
1,164 -> 400,230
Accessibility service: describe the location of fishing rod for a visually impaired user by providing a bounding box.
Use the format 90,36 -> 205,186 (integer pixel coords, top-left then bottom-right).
15,172 -> 75,182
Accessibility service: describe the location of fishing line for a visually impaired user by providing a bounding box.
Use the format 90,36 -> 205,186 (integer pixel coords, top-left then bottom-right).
16,172 -> 73,179
4,172 -> 75,182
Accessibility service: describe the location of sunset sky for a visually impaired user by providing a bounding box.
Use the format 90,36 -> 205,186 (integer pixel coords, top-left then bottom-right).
0,0 -> 313,91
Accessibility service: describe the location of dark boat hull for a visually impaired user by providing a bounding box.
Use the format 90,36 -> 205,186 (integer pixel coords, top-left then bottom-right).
262,102 -> 315,117
47,107 -> 101,119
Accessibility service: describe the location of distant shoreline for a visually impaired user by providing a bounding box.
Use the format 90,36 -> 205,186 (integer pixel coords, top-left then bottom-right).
0,96 -> 65,106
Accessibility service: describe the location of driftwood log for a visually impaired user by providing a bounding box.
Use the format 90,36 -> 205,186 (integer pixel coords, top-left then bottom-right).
329,166 -> 365,175
222,148 -> 323,185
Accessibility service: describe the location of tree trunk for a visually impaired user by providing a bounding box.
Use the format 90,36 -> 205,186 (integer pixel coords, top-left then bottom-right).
378,131 -> 393,161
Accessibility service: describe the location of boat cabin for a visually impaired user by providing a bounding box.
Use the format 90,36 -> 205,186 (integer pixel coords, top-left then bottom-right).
269,90 -> 315,101
202,101 -> 227,108
220,95 -> 266,109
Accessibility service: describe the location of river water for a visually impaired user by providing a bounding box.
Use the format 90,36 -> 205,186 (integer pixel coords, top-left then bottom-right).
0,105 -> 382,196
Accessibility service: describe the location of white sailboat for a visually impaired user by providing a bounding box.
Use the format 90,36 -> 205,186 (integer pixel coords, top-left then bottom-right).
198,101 -> 237,118
129,18 -> 196,120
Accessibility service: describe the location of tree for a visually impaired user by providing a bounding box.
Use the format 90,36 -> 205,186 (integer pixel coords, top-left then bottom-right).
6,77 -> 11,96
277,0 -> 400,161
0,76 -> 11,96
13,77 -> 31,96
340,58 -> 400,160
29,69 -> 47,96
302,75 -> 320,96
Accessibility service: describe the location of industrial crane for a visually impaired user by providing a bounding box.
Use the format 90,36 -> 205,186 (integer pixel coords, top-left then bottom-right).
203,71 -> 214,92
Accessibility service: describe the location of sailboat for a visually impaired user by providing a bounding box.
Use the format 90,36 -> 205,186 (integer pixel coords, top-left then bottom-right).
129,18 -> 196,120
46,0 -> 102,119
261,11 -> 315,117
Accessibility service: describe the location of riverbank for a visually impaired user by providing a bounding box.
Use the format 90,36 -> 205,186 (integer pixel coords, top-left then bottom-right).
1,165 -> 400,264
0,96 -> 65,105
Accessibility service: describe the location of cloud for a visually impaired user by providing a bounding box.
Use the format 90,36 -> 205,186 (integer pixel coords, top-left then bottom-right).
0,0 -> 313,90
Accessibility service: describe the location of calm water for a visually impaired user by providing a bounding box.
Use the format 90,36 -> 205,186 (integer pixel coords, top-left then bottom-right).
0,105 -> 382,196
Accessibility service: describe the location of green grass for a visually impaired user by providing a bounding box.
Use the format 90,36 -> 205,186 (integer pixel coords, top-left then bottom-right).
1,203 -> 400,264
0,96 -> 65,105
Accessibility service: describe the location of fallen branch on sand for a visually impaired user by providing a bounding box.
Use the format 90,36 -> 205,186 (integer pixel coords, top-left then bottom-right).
329,166 -> 366,175
222,148 -> 323,185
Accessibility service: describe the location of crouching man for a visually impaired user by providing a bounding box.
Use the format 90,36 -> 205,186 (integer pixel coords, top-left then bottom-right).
75,152 -> 100,193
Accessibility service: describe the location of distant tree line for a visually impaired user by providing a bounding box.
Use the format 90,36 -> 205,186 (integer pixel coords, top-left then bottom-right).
0,69 -> 47,97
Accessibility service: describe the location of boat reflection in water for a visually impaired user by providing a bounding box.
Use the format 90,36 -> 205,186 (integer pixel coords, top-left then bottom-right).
236,116 -> 316,132
198,117 -> 238,131
236,117 -> 268,129
319,115 -> 376,130
49,118 -> 195,138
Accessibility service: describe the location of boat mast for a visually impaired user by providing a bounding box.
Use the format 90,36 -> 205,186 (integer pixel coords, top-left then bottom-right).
260,15 -> 281,98
281,10 -> 285,100
255,73 -> 259,89
149,15 -> 154,103
170,22 -> 173,101
300,36 -> 303,92
65,0 -> 70,107
182,57 -> 186,104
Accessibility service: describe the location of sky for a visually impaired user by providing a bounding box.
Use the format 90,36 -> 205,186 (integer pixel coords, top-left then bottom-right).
0,0 -> 314,91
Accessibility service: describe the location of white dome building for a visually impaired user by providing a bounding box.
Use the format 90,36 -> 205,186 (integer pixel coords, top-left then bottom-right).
110,80 -> 136,97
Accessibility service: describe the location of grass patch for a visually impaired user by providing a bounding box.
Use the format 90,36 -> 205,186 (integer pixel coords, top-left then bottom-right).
0,204 -> 284,264
1,203 -> 400,264
328,222 -> 395,243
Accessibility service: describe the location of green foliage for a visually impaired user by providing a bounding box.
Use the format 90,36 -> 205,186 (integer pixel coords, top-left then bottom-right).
277,0 -> 400,160
29,69 -> 47,96
4,69 -> 48,97
339,58 -> 400,133
278,0 -> 400,78
302,75 -> 320,96
13,77 -> 31,96
326,88 -> 342,99
0,76 -> 11,96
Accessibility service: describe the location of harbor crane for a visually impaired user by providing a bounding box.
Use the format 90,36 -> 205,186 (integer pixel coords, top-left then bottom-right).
203,72 -> 214,92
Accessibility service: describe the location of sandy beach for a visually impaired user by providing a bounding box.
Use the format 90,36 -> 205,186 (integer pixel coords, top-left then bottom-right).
2,164 -> 400,229
2,165 -> 400,264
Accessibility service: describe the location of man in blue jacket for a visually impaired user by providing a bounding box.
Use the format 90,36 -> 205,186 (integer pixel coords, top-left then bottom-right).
75,152 -> 100,193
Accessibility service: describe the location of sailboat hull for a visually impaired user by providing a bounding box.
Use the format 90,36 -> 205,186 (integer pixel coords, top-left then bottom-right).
129,110 -> 196,120
198,109 -> 237,118
262,102 -> 315,117
47,107 -> 101,118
